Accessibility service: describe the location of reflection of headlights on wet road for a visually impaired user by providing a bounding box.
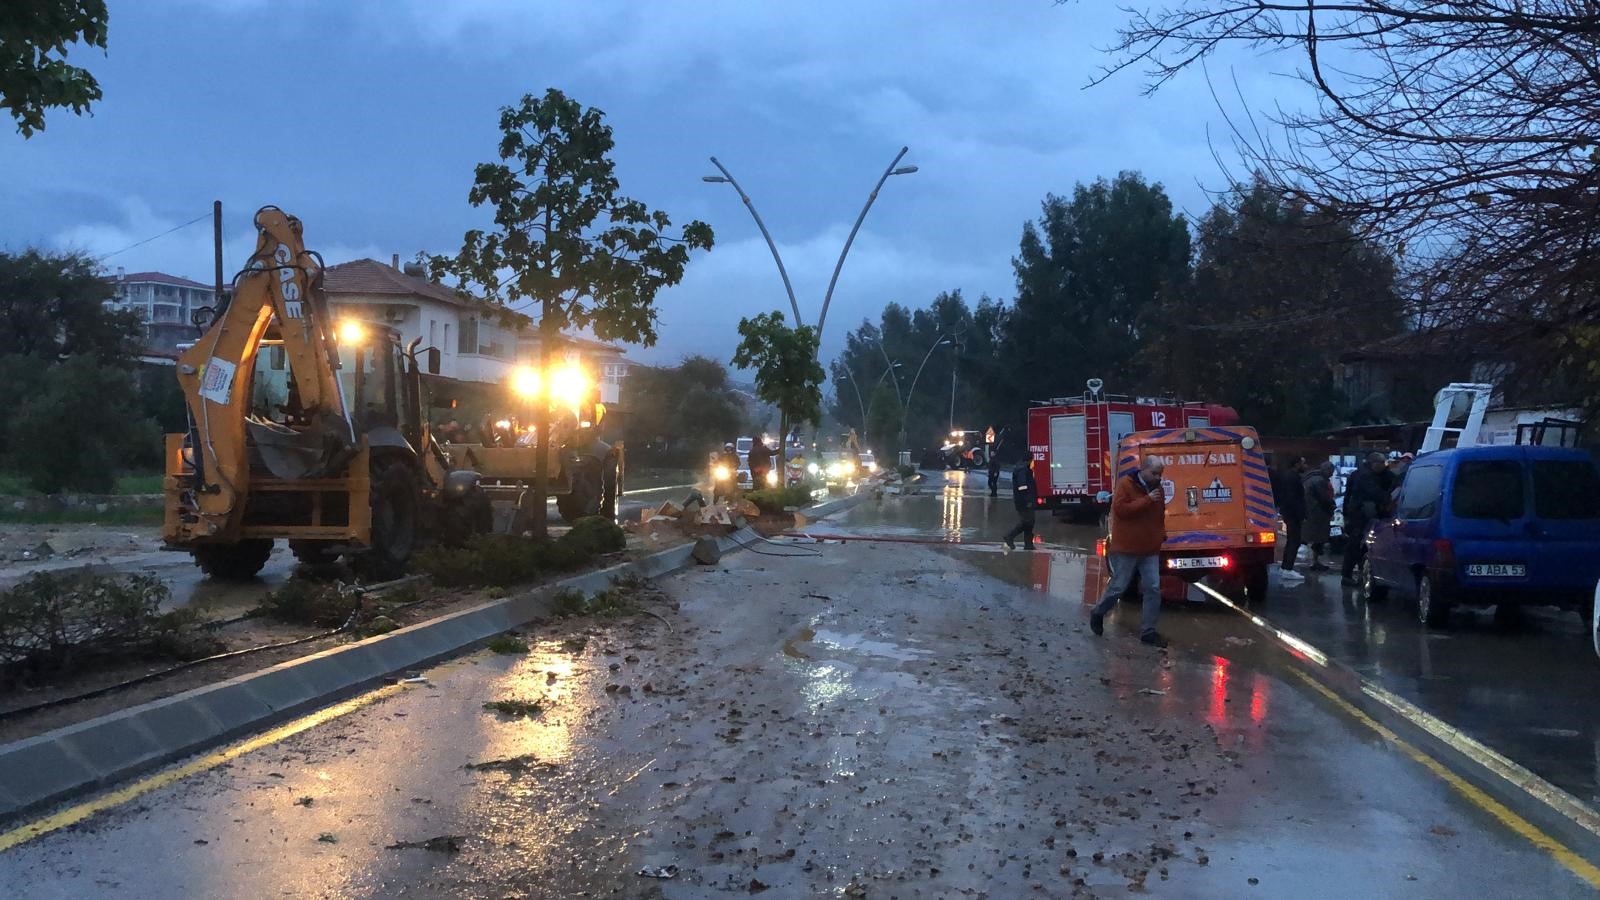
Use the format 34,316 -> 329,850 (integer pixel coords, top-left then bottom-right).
713,465 -> 731,481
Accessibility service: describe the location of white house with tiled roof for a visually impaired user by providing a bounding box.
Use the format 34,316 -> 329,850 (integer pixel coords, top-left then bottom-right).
322,256 -> 635,395
105,268 -> 218,352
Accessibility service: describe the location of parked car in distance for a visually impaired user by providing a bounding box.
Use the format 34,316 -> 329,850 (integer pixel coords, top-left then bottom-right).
1363,445 -> 1600,627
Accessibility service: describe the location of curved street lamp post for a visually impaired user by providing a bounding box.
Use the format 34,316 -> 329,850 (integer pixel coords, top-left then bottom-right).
898,335 -> 956,448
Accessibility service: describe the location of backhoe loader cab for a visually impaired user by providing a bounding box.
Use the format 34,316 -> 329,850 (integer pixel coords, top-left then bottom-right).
164,206 -> 490,580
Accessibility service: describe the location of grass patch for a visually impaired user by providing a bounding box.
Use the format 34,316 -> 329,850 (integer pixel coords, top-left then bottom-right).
486,634 -> 529,655
252,578 -> 363,628
412,517 -> 624,589
0,505 -> 163,526
0,572 -> 221,687
550,572 -> 664,620
744,484 -> 816,515
0,471 -> 164,496
482,698 -> 545,718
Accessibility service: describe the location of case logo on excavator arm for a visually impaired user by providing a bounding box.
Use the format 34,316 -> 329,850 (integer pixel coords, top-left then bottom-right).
273,242 -> 304,319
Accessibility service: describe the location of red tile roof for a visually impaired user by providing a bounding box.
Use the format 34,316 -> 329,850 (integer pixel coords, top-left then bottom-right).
322,258 -> 473,307
109,271 -> 214,290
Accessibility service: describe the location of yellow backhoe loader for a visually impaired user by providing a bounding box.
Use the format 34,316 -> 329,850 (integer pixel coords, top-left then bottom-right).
163,206 -> 499,579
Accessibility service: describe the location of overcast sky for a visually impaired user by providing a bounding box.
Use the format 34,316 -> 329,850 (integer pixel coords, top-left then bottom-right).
1,0 -> 1302,370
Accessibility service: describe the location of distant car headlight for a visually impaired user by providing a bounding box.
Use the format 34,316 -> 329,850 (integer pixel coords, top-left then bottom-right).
713,465 -> 731,481
765,469 -> 779,486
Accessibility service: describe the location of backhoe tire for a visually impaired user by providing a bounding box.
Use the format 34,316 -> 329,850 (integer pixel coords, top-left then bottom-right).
193,539 -> 273,581
289,540 -> 340,567
354,453 -> 421,581
556,471 -> 601,524
437,486 -> 494,547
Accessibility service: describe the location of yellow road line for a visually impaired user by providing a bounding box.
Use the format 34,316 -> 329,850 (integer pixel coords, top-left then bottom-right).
1287,668 -> 1600,889
0,682 -> 408,853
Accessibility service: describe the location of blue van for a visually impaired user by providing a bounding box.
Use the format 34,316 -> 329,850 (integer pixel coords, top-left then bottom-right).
1362,445 -> 1600,627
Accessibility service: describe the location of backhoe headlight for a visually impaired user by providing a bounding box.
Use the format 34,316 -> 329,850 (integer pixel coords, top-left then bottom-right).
713,465 -> 731,481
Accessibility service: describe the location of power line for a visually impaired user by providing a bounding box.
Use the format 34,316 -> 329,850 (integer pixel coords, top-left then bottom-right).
94,211 -> 211,262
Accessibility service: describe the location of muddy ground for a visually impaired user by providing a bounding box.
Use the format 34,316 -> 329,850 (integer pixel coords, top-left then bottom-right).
0,524 -> 1580,898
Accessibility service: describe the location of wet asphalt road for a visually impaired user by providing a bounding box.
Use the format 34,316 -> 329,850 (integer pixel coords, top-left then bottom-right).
859,471 -> 1600,808
0,471 -> 1593,897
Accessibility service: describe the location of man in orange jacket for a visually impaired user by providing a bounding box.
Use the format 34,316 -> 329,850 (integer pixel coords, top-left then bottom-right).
1089,455 -> 1169,648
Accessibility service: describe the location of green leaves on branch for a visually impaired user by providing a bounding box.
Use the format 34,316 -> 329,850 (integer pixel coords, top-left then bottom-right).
429,88 -> 714,347
2,1 -> 108,137
732,311 -> 825,437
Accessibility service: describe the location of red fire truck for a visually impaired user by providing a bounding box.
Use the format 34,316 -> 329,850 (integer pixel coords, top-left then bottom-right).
1025,381 -> 1239,520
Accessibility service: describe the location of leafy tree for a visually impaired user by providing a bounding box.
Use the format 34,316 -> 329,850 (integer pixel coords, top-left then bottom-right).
863,381 -> 902,454
3,354 -> 155,492
1002,173 -> 1190,397
2,1 -> 108,137
731,312 -> 824,472
0,248 -> 139,360
1095,1 -> 1600,417
431,88 -> 714,536
1145,180 -> 1402,433
830,290 -> 1013,455
621,355 -> 747,467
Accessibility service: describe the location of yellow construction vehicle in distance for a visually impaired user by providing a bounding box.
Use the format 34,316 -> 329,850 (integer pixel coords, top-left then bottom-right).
164,206 -> 495,579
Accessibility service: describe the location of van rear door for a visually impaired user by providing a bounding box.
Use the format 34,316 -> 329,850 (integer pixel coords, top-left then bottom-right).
1528,456 -> 1600,590
1444,456 -> 1529,584
1157,441 -> 1251,538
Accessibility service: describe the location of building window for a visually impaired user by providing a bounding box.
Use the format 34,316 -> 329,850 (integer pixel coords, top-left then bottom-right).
442,323 -> 451,355
428,319 -> 437,348
459,316 -> 477,355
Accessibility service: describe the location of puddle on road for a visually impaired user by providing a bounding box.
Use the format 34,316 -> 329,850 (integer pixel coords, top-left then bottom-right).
781,626 -> 927,663
781,627 -> 816,660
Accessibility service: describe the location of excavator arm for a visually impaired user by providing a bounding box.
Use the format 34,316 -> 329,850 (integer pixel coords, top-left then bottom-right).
172,206 -> 356,535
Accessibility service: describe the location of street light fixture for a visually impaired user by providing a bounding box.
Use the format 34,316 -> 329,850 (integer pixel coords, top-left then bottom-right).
898,335 -> 957,449
818,147 -> 918,336
700,159 -> 802,325
702,149 -> 917,337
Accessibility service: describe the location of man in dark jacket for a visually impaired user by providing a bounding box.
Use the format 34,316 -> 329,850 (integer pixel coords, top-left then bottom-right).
748,438 -> 773,490
1002,459 -> 1037,550
1090,456 -> 1169,647
1341,451 -> 1393,585
1275,457 -> 1308,580
987,443 -> 1003,497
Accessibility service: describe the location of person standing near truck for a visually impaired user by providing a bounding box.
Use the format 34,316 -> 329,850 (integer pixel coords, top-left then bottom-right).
1002,458 -> 1038,550
1341,451 -> 1393,586
1275,456 -> 1308,581
1302,461 -> 1337,571
1089,455 -> 1169,648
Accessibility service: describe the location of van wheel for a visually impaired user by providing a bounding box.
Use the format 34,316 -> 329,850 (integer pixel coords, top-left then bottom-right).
1417,574 -> 1450,628
1361,559 -> 1388,601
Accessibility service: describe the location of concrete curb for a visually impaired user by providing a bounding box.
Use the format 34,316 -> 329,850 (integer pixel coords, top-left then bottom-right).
1201,583 -> 1600,868
796,487 -> 870,521
0,526 -> 765,823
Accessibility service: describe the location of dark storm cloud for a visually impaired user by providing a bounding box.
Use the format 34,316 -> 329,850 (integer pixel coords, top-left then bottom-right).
0,0 -> 1299,366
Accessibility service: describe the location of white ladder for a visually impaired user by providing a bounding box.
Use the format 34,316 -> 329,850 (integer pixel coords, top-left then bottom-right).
1420,383 -> 1494,453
